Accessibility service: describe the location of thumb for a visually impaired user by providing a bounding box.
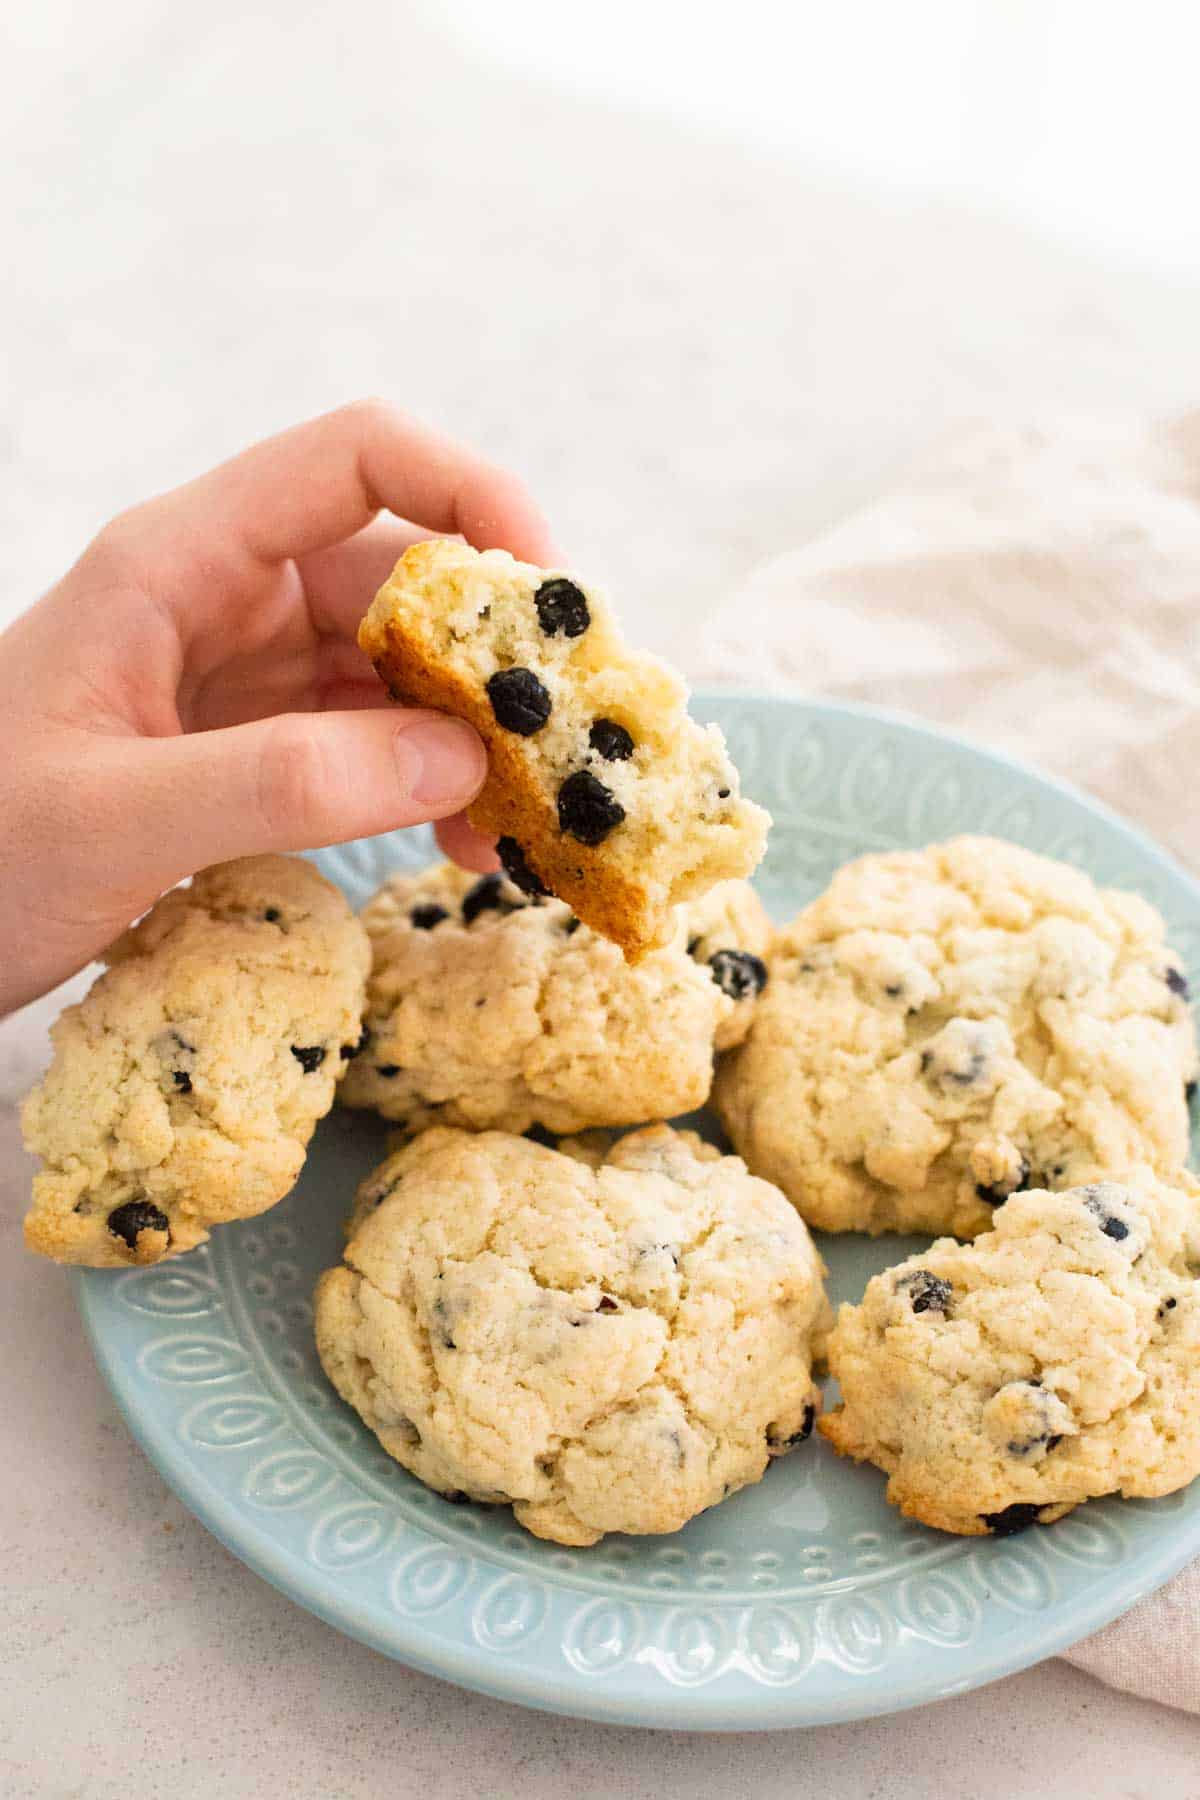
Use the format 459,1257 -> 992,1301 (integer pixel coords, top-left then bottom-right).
100,708 -> 487,882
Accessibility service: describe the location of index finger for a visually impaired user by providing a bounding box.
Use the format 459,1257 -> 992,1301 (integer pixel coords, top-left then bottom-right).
126,398 -> 558,571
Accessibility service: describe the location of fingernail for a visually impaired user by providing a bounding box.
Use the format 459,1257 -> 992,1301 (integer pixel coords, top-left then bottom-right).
394,717 -> 486,809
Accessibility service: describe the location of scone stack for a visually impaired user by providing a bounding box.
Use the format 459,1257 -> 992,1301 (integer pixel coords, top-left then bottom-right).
307,851 -> 831,1546
715,836 -> 1200,1538
21,538 -> 1200,1552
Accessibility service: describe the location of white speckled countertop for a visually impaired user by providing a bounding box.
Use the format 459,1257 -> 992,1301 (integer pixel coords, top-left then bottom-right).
5,4 -> 1200,1793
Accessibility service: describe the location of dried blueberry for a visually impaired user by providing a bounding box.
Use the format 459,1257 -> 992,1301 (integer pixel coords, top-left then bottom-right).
158,1033 -> 196,1094
1166,966 -> 1192,1002
497,835 -> 549,896
980,1503 -> 1045,1537
563,916 -> 581,935
637,1242 -> 681,1267
431,1287 -> 457,1349
410,903 -> 449,930
708,949 -> 768,1001
340,1025 -> 371,1061
921,1039 -> 988,1086
1000,1381 -> 1064,1457
900,1270 -> 953,1315
596,1295 -> 619,1313
589,718 -> 634,761
534,577 -> 590,638
1159,1296 -> 1179,1320
107,1199 -> 170,1250
1083,1188 -> 1131,1241
557,771 -> 626,846
768,1402 -> 816,1453
290,1045 -> 326,1073
487,667 -> 552,735
461,872 -> 515,922
976,1155 -> 1031,1207
954,1053 -> 987,1086
1006,1430 -> 1063,1457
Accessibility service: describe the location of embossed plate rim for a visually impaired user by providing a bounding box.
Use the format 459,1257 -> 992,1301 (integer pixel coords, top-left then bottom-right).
75,691 -> 1200,1729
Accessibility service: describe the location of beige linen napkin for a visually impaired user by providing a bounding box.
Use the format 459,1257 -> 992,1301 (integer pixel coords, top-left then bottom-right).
696,412 -> 1200,1714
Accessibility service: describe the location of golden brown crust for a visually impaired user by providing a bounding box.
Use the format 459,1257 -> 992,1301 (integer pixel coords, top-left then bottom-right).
819,1404 -> 1079,1536
361,618 -> 668,959
338,862 -> 769,1135
23,1203 -> 210,1269
715,836 -> 1198,1236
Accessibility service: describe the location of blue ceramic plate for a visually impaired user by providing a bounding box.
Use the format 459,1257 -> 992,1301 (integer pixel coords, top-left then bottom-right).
76,695 -> 1200,1729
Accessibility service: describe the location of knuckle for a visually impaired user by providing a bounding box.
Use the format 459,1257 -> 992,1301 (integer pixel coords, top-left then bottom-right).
488,463 -> 535,509
340,394 -> 401,438
81,508 -> 145,579
254,717 -> 343,845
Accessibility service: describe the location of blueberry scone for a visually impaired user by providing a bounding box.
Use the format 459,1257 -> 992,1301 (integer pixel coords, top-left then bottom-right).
314,1124 -> 829,1546
338,861 -> 770,1135
23,857 -> 370,1267
714,837 -> 1197,1236
358,540 -> 769,959
819,1171 -> 1200,1535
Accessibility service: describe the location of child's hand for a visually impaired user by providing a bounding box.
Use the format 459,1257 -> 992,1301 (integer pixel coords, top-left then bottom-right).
0,401 -> 558,1017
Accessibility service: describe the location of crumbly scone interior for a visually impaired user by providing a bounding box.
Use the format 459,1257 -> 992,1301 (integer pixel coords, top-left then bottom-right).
360,541 -> 769,931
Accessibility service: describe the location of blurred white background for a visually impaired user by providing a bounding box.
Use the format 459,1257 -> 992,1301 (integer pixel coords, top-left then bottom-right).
4,0 -> 1200,659
445,0 -> 1200,275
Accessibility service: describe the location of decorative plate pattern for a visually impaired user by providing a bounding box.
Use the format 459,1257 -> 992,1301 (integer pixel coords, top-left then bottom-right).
75,694 -> 1200,1730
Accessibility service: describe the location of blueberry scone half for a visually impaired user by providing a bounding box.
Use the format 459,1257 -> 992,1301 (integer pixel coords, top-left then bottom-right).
358,540 -> 769,959
819,1170 -> 1200,1536
315,1124 -> 829,1546
715,836 -> 1197,1236
338,861 -> 770,1135
23,856 -> 370,1267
